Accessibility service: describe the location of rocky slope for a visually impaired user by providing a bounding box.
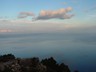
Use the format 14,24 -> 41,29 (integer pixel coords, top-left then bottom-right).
0,54 -> 73,72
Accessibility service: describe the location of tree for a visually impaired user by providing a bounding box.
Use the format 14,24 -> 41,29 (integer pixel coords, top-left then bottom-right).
0,54 -> 15,62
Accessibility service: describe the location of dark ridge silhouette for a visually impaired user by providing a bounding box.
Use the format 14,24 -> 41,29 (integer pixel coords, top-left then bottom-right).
0,54 -> 15,62
41,57 -> 70,72
0,54 -> 78,72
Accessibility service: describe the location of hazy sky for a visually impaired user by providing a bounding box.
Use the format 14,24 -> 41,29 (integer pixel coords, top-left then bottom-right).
0,0 -> 96,32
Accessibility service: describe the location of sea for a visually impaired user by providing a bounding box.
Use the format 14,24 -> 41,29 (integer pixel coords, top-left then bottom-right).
0,32 -> 96,72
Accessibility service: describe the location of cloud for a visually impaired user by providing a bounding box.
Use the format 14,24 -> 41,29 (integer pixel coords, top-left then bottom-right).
18,12 -> 35,18
34,7 -> 74,20
0,29 -> 12,33
0,19 -> 10,22
17,7 -> 74,21
0,7 -> 74,23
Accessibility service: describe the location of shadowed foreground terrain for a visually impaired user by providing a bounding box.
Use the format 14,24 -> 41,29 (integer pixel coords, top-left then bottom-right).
0,54 -> 70,72
0,54 -> 78,72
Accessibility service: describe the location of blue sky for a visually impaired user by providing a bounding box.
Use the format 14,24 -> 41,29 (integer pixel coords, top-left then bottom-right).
0,0 -> 96,32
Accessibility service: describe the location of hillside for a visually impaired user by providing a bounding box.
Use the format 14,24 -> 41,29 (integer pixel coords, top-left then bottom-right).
0,54 -> 78,72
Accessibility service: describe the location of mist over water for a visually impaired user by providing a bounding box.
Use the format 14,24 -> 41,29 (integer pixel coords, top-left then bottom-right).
0,32 -> 96,72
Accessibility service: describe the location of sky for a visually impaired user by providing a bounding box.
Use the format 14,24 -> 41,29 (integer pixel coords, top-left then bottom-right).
0,0 -> 96,33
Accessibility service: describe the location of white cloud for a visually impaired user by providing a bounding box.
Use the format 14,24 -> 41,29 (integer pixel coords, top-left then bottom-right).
0,7 -> 74,33
0,29 -> 12,33
34,7 -> 74,20
17,7 -> 74,21
18,12 -> 35,18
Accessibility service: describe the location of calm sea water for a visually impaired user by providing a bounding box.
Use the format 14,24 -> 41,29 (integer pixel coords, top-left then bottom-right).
0,32 -> 96,72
